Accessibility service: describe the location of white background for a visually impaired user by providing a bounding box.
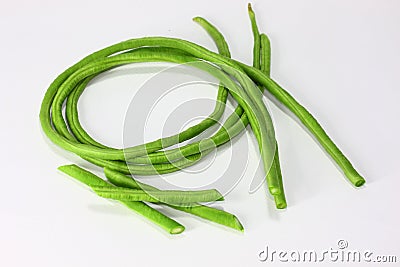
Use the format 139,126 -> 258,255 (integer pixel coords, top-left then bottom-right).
1,0 -> 400,266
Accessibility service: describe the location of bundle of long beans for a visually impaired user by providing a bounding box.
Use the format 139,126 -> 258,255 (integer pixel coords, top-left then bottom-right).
40,4 -> 365,234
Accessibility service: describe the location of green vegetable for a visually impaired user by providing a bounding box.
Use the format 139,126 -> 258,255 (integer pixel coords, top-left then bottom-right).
58,165 -> 185,234
40,4 -> 365,234
248,6 -> 287,207
104,168 -> 244,231
91,186 -> 224,204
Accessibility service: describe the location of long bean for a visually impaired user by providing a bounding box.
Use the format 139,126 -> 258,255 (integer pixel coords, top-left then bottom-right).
248,5 -> 282,201
40,4 -> 365,235
234,61 -> 366,187
92,186 -> 223,204
58,164 -> 185,234
104,167 -> 244,231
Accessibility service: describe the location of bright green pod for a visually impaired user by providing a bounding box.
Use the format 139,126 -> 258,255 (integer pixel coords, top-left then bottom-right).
104,168 -> 243,232
91,185 -> 224,205
58,165 -> 185,234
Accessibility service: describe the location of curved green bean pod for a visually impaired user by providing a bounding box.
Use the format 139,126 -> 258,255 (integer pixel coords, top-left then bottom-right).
40,5 -> 366,236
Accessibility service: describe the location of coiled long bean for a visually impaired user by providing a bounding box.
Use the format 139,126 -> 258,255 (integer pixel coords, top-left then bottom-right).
40,4 -> 365,234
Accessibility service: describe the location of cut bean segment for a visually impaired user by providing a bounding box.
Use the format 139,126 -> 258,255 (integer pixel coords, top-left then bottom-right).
92,186 -> 224,204
104,167 -> 244,231
58,164 -> 185,234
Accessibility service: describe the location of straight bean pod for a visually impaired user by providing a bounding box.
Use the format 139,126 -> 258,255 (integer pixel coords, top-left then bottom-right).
104,167 -> 244,231
58,164 -> 185,234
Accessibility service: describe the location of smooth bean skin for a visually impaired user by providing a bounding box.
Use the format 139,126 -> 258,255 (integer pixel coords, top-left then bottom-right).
41,6 -> 365,235
58,165 -> 185,234
104,167 -> 244,232
248,6 -> 287,208
91,186 -> 224,204
40,39 -> 277,181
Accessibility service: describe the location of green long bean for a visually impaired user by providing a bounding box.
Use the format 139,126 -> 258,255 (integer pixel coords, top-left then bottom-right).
40,4 -> 365,234
58,164 -> 185,234
248,5 -> 282,200
92,186 -> 223,204
104,167 -> 244,231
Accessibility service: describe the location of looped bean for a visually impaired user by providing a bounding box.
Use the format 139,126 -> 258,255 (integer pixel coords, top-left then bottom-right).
41,4 -> 365,234
40,38 -> 279,195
